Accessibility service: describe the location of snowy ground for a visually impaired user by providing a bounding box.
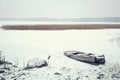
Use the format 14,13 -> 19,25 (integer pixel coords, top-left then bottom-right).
0,26 -> 120,80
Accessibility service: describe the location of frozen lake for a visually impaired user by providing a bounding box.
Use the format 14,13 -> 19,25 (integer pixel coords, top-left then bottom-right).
0,21 -> 120,67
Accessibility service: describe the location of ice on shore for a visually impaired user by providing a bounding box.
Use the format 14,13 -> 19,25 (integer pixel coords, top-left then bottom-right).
0,28 -> 120,80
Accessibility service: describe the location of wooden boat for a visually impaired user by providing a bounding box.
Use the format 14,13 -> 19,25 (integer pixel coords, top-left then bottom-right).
64,51 -> 105,64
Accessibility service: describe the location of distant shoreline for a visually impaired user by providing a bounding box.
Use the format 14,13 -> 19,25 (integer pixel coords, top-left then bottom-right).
1,24 -> 120,30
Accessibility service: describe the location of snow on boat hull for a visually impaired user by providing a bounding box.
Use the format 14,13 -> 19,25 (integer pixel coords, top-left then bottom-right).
64,51 -> 105,64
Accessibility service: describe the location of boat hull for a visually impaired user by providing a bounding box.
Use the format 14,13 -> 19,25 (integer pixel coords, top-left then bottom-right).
64,51 -> 105,64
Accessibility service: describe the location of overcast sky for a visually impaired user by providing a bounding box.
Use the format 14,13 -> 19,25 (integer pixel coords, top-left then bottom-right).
0,0 -> 120,18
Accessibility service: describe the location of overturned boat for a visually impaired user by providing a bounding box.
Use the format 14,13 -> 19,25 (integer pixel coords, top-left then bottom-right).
64,51 -> 105,64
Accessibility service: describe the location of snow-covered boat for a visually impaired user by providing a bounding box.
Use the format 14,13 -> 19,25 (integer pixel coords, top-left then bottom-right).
64,51 -> 105,64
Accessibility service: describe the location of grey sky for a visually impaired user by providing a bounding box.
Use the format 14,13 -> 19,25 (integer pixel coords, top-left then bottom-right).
0,0 -> 120,18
